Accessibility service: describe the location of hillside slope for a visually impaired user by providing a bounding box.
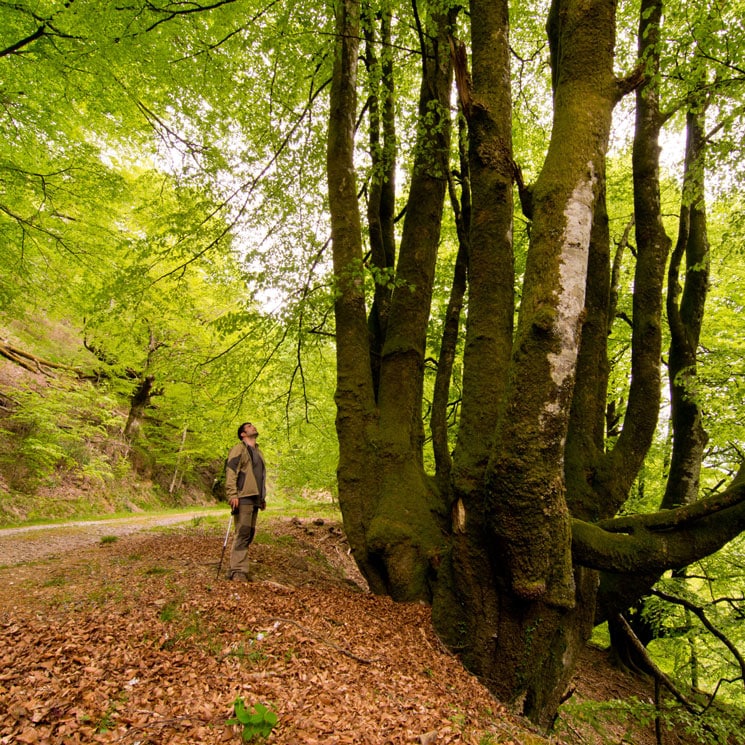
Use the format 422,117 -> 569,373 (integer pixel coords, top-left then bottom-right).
1,321 -> 735,744
0,323 -> 216,526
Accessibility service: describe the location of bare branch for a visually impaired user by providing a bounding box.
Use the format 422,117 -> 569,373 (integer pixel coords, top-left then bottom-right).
616,614 -> 700,712
651,588 -> 745,686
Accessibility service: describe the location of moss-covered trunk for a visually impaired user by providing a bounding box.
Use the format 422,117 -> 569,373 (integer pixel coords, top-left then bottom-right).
452,0 -> 515,494
329,1 -> 455,600
662,107 -> 710,510
123,373 -> 156,444
327,0 -> 378,578
328,0 -> 745,730
433,0 -> 618,726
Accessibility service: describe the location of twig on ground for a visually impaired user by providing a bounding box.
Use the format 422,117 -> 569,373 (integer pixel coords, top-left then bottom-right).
269,615 -> 373,664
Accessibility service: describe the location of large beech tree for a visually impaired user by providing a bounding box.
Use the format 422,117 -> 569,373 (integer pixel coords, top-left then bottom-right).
327,0 -> 745,727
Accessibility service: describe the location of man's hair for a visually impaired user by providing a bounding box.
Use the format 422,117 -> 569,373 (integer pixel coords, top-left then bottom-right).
237,422 -> 253,440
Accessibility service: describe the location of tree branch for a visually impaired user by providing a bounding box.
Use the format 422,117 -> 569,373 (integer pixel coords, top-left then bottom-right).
0,341 -> 78,375
572,465 -> 745,573
615,614 -> 699,712
0,24 -> 47,57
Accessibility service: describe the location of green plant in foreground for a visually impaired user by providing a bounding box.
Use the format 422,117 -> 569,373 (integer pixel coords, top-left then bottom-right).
100,535 -> 118,545
227,698 -> 278,742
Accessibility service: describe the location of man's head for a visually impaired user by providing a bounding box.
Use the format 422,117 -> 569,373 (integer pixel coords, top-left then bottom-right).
237,422 -> 259,441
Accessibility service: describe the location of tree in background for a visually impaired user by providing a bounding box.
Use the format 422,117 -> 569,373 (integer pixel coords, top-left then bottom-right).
0,0 -> 338,502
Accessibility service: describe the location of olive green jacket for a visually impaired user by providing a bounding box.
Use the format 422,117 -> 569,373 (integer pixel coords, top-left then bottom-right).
225,441 -> 266,504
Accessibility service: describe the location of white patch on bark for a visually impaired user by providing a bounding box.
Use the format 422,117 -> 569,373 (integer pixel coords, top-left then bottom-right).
453,498 -> 467,534
545,166 -> 596,413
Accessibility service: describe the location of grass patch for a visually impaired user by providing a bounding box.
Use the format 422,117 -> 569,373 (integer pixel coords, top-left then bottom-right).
264,493 -> 340,521
144,565 -> 170,576
254,531 -> 297,548
42,575 -> 68,587
87,582 -> 123,607
158,599 -> 181,622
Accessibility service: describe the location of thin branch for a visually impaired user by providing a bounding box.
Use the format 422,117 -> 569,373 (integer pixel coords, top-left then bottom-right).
0,24 -> 46,57
141,0 -> 242,33
171,0 -> 282,60
615,614 -> 699,712
269,616 -> 373,664
286,239 -> 330,426
651,588 -> 745,687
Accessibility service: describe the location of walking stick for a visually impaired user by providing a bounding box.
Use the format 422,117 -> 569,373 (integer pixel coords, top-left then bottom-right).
216,511 -> 234,579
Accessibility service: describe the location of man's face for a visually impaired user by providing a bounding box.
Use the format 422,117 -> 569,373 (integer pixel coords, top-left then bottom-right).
241,423 -> 259,439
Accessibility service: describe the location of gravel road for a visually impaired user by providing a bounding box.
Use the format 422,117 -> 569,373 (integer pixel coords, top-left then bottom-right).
0,509 -> 219,566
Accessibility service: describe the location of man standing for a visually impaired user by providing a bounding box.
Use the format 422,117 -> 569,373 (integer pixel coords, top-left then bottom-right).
224,421 -> 266,581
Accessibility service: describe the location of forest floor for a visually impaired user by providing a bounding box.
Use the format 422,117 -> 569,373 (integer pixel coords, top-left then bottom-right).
0,513 -> 692,745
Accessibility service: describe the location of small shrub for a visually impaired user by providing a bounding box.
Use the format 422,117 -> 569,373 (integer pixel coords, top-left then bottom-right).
227,698 -> 278,742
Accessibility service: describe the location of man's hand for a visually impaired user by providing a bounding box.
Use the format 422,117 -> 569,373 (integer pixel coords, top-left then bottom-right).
259,499 -> 266,511
229,497 -> 239,511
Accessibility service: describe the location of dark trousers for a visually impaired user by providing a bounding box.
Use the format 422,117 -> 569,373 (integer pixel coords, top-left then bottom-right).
229,500 -> 259,575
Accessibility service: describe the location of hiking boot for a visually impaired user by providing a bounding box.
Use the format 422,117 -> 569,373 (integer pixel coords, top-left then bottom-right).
230,571 -> 250,582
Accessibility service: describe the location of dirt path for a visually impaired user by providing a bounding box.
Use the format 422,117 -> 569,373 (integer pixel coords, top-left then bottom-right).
0,509 -> 219,566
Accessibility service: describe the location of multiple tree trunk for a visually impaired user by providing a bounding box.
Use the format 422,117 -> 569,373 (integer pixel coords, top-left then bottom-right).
327,0 -> 743,730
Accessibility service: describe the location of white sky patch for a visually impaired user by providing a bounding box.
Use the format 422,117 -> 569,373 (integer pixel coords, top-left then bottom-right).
545,166 -> 596,411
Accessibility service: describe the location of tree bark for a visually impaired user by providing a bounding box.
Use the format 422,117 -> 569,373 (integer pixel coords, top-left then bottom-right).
574,464 -> 745,574
591,0 -> 668,636
327,0 -> 378,584
123,331 -> 163,445
361,4 -> 456,600
0,341 -> 76,375
599,25 -> 712,634
434,0 -> 619,727
329,1 -> 456,600
601,105 -> 711,647
564,182 -> 612,522
363,7 -> 396,398
662,107 -> 710,510
452,0 -> 514,495
593,0 -> 671,514
431,116 -> 470,492
123,374 -> 156,443
488,0 -> 617,607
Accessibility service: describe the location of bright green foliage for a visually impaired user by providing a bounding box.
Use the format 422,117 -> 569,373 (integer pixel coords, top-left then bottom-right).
646,537 -> 745,706
1,374 -> 119,480
558,694 -> 742,745
227,698 -> 278,742
0,0 -> 340,507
